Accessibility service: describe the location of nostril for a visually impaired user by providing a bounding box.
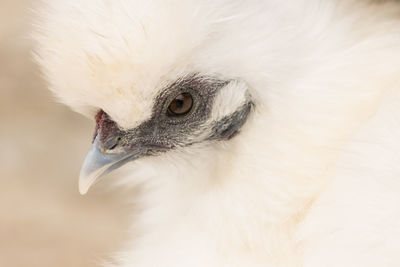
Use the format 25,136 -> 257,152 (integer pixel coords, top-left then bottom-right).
102,136 -> 121,152
108,137 -> 121,150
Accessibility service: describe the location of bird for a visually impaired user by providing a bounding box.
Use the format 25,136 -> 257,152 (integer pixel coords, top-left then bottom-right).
33,0 -> 400,266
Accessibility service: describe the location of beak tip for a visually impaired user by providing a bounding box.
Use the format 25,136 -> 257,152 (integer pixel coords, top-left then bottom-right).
79,189 -> 88,195
78,170 -> 94,195
78,136 -> 106,195
79,182 -> 89,195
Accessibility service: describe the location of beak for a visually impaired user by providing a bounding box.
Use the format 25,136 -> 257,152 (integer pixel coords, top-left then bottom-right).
79,135 -> 133,195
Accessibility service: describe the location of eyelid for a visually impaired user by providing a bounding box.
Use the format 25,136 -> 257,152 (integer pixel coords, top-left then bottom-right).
154,76 -> 228,125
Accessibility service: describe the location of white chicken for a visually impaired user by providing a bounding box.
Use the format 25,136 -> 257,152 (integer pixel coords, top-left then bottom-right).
34,0 -> 400,266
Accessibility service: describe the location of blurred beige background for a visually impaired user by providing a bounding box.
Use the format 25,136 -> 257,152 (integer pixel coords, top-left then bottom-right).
0,0 -> 130,266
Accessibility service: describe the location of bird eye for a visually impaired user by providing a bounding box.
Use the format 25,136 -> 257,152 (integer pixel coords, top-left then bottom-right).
167,92 -> 193,116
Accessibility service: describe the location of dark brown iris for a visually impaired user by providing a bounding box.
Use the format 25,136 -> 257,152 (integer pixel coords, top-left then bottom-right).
167,93 -> 193,116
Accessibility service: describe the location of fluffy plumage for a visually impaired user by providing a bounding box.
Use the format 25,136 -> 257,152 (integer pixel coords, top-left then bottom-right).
34,0 -> 400,266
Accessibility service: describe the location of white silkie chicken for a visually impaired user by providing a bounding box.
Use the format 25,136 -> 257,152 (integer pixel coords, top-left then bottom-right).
34,0 -> 400,266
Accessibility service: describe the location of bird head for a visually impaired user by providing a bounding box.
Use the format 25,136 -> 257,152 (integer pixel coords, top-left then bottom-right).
79,76 -> 252,194
32,0 -> 268,194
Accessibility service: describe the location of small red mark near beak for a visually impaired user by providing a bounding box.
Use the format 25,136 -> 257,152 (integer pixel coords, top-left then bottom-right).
93,110 -> 106,142
95,110 -> 106,127
92,110 -> 120,145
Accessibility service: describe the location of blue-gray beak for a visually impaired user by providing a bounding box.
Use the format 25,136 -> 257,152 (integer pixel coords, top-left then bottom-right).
79,136 -> 133,195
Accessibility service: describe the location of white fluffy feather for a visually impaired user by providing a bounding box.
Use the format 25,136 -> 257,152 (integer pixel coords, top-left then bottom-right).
33,0 -> 400,266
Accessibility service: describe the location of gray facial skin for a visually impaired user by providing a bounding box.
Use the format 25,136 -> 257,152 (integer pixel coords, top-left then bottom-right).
79,75 -> 253,194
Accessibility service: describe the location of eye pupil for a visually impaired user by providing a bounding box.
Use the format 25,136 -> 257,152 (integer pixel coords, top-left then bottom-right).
175,97 -> 184,108
168,93 -> 193,116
